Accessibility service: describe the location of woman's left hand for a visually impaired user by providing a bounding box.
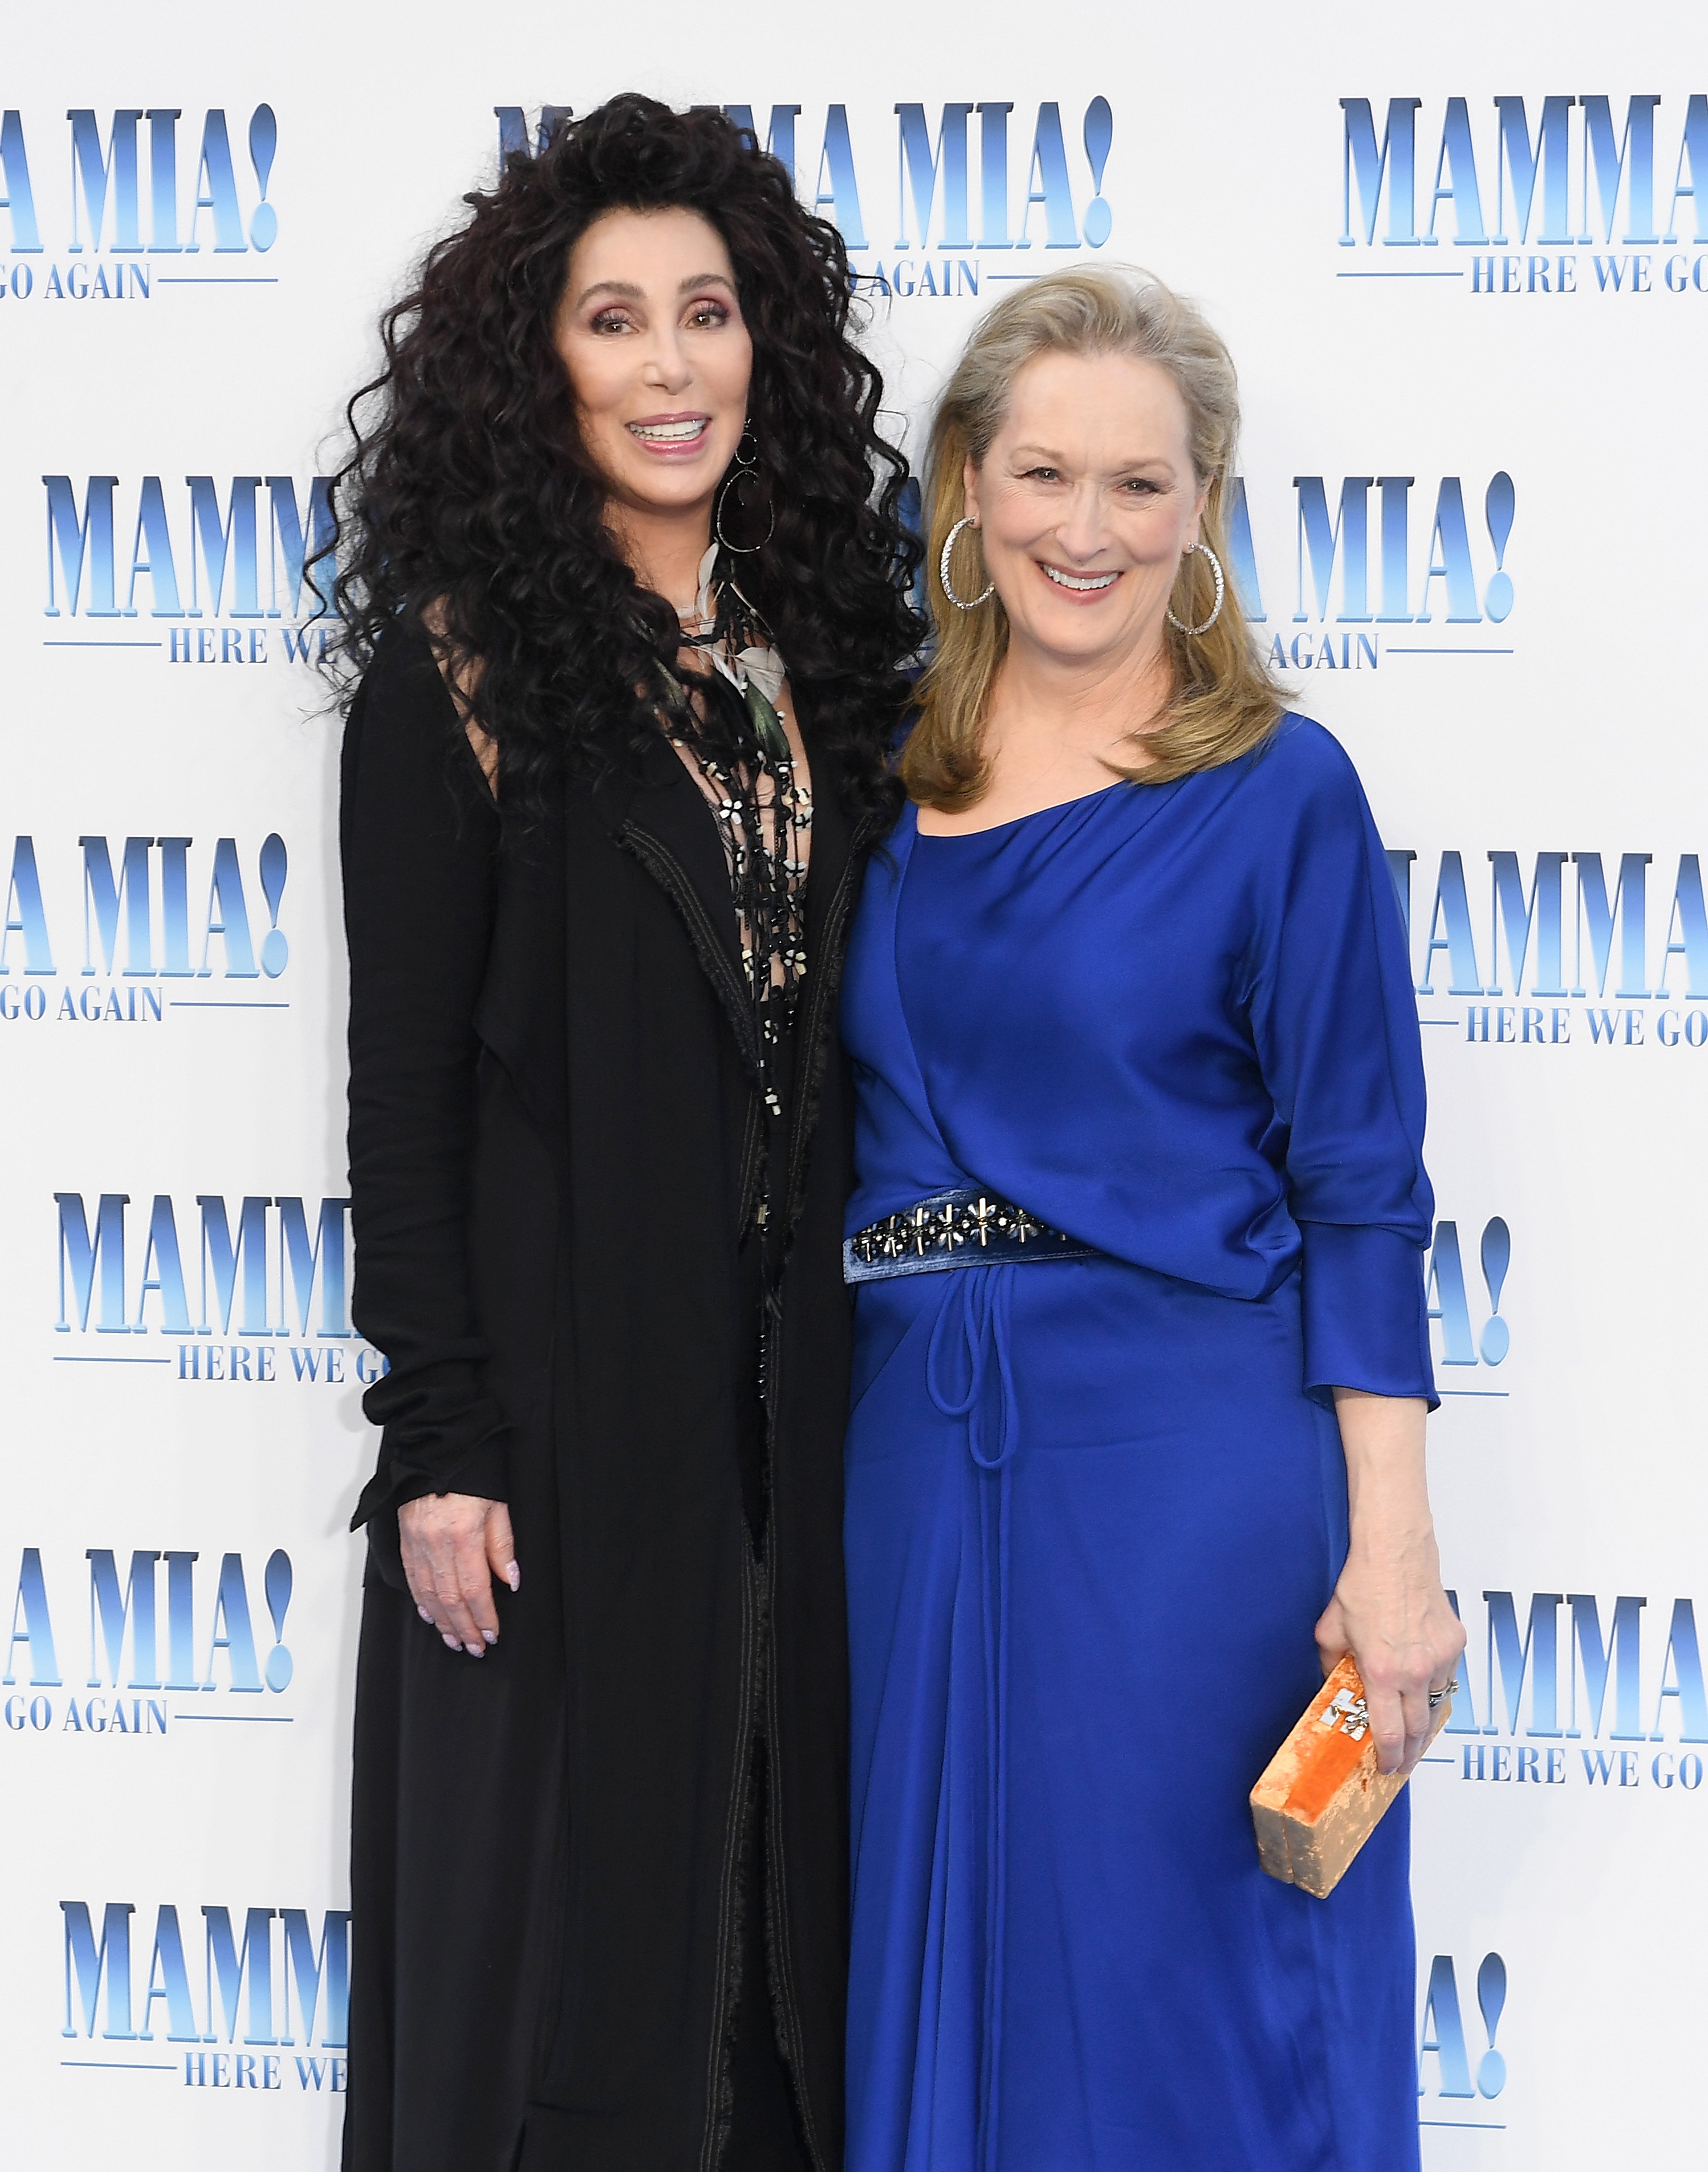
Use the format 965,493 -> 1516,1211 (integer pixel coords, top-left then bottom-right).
1314,1389 -> 1468,1778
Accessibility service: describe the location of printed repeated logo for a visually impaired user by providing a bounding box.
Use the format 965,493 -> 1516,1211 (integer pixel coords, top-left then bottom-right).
1420,1589 -> 1708,1794
2,834 -> 291,1023
3,1546 -> 297,1731
40,477 -> 333,661
1336,94 -> 1708,300
1229,472 -> 1517,671
496,99 -> 1116,301
0,106 -> 281,302
56,1898 -> 348,2092
1391,850 -> 1708,1050
49,1191 -> 386,1384
1419,1952 -> 1510,2125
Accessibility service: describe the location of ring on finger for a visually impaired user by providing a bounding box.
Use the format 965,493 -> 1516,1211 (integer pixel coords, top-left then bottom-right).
1427,1677 -> 1461,1711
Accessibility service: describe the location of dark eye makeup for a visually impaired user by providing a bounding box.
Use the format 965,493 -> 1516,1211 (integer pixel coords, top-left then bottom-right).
585,296 -> 733,336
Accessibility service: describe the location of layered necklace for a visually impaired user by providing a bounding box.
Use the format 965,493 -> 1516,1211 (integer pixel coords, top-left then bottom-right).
661,546 -> 812,1121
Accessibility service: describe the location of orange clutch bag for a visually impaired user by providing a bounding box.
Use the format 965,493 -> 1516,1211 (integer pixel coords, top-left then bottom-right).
1249,1655 -> 1453,1899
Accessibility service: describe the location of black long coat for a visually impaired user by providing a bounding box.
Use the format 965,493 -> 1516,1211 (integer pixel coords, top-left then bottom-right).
339,630 -> 871,2171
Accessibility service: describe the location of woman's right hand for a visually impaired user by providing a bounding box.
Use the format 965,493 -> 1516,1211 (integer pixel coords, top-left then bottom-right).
397,1493 -> 518,1656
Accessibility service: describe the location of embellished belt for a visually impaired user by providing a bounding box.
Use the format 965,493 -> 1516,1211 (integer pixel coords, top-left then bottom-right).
842,1185 -> 1100,1284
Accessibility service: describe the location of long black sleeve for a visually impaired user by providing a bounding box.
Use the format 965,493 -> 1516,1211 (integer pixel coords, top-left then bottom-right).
341,631 -> 508,1526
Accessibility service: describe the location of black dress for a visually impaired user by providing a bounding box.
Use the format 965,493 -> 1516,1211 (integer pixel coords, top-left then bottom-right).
339,627 -> 873,2172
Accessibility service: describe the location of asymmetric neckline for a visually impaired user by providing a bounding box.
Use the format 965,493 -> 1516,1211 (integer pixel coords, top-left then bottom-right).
911,779 -> 1130,841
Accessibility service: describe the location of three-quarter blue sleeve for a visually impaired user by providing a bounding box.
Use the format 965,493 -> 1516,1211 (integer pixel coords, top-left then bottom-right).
1246,732 -> 1437,1407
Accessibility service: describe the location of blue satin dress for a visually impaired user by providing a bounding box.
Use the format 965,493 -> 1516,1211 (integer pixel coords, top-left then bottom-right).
841,717 -> 1437,2172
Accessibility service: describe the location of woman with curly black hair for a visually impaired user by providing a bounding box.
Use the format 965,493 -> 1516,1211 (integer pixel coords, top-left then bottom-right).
331,95 -> 919,2172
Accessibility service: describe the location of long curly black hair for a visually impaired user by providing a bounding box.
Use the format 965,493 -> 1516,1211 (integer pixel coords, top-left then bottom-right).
323,94 -> 921,826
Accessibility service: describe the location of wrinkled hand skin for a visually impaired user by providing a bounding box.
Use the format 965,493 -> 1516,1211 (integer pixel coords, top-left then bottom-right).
397,1492 -> 519,1658
1314,1389 -> 1467,1778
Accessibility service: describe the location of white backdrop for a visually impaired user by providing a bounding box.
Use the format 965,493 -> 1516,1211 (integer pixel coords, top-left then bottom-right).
4,4 -> 1705,2164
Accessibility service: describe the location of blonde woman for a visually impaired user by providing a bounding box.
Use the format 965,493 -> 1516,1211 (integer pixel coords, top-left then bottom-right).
839,268 -> 1465,2171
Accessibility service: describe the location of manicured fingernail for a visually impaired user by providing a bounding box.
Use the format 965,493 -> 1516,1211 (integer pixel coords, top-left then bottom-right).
482,1629 -> 498,1645
505,1562 -> 520,1592
442,1633 -> 459,1650
418,1606 -> 433,1623
464,1642 -> 484,1658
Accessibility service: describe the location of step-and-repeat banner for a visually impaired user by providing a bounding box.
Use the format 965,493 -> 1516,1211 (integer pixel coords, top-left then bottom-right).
4,3 -> 1704,2164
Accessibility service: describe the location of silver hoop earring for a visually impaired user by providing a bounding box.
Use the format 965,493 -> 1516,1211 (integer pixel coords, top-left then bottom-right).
939,516 -> 995,610
1166,540 -> 1225,636
715,450 -> 775,554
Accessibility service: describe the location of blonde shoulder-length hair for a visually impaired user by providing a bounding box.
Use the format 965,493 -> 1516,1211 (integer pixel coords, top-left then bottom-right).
902,266 -> 1281,811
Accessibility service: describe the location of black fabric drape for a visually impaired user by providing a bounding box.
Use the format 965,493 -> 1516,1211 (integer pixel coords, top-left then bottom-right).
339,628 -> 868,2171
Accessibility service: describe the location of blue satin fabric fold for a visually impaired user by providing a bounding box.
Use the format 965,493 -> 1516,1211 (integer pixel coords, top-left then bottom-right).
841,721 -> 1433,2172
842,719 -> 1438,1405
925,1266 -> 1018,2172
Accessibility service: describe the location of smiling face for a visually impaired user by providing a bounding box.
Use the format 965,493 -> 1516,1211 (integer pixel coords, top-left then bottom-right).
964,348 -> 1208,673
552,205 -> 753,547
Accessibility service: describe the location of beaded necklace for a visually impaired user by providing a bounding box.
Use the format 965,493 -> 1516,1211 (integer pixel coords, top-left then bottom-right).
661,546 -> 813,1122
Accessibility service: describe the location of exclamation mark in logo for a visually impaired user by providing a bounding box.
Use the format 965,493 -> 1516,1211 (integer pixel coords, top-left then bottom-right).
1475,1953 -> 1507,2097
249,105 -> 278,252
259,833 -> 289,977
1082,100 -> 1112,248
1483,472 -> 1515,622
264,1549 -> 294,1692
1478,1218 -> 1510,1365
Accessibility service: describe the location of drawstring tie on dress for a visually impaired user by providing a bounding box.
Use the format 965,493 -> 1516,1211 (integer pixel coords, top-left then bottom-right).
926,1264 -> 1019,2172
